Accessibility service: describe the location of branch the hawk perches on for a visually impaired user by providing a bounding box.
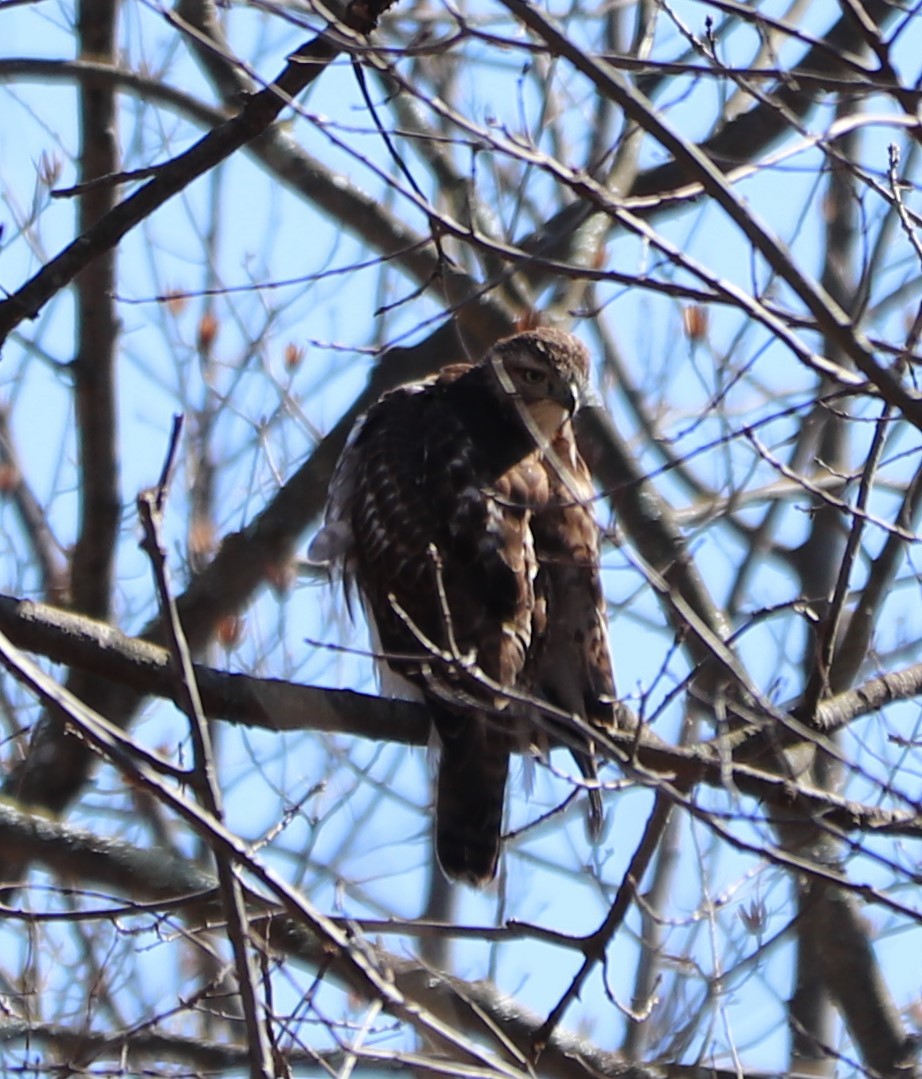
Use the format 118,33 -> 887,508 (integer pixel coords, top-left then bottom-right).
310,327 -> 618,885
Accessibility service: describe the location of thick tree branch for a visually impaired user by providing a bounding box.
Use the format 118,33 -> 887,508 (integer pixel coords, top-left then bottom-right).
0,593 -> 918,846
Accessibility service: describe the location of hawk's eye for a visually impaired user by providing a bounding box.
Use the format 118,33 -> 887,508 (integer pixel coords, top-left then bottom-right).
521,369 -> 544,384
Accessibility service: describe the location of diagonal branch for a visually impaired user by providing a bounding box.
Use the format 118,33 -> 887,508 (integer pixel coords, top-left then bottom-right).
0,798 -> 849,1079
0,0 -> 401,347
0,631 -> 529,1079
498,0 -> 922,430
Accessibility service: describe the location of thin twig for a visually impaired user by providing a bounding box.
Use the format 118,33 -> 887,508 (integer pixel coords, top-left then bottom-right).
137,427 -> 274,1079
532,790 -> 675,1056
801,399 -> 892,717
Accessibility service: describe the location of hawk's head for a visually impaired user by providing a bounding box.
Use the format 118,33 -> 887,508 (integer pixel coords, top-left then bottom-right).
487,327 -> 589,439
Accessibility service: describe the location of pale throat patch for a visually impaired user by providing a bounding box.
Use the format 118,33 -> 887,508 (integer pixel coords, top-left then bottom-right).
527,398 -> 570,439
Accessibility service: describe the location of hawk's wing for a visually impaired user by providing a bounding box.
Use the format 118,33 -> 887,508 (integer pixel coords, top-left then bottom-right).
528,421 -> 617,836
311,368 -> 549,884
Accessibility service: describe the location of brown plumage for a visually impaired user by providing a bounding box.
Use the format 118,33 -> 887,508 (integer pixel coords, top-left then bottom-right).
529,423 -> 618,836
310,328 -> 617,885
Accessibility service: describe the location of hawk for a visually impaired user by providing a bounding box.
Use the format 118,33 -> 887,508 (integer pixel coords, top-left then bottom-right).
310,328 -> 617,885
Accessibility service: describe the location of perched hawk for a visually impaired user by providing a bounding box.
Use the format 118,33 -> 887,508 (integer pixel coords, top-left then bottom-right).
310,328 -> 617,885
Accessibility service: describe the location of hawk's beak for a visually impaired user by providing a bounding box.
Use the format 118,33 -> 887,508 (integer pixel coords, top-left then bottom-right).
557,379 -> 578,412
547,377 -> 580,416
561,377 -> 586,415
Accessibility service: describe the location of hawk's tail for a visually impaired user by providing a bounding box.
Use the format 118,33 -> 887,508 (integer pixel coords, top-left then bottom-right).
433,710 -> 509,887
